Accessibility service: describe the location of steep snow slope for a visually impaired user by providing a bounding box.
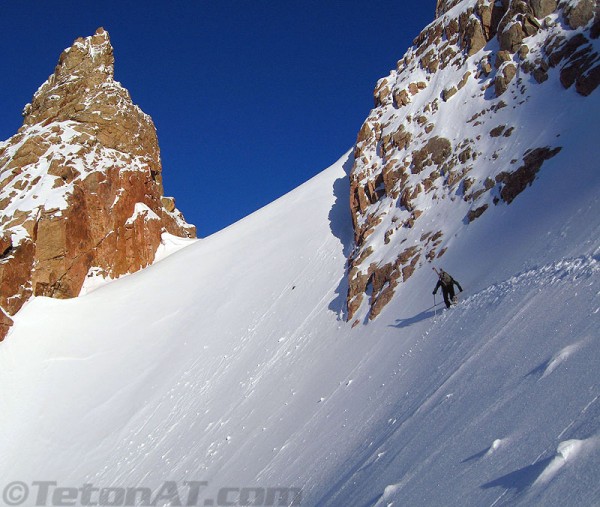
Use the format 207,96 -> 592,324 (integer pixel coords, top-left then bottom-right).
1,111 -> 598,507
0,153 -> 355,502
345,0 -> 600,322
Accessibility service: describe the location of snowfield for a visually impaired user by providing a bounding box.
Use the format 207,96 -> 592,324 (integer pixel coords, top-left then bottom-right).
1,117 -> 598,506
1,0 -> 600,504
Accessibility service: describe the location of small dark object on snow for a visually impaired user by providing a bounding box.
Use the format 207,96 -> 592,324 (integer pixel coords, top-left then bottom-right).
432,268 -> 463,309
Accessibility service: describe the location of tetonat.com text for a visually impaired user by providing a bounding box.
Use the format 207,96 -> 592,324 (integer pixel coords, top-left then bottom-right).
2,481 -> 302,506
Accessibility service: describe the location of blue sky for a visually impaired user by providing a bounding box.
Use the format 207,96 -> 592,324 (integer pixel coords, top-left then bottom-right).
0,1 -> 434,236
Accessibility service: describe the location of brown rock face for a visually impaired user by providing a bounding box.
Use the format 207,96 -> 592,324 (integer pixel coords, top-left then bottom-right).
497,147 -> 562,204
0,308 -> 12,342
435,0 -> 465,18
345,0 -> 598,322
564,0 -> 596,29
530,0 -> 557,18
0,28 -> 196,340
499,23 -> 525,53
495,63 -> 518,96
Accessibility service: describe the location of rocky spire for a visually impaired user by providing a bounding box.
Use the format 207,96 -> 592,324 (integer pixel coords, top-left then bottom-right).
23,27 -> 161,168
24,29 -> 116,123
0,28 -> 196,340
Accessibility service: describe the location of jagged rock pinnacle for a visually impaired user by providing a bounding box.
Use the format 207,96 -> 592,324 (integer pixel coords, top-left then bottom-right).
0,29 -> 196,341
23,28 -> 114,123
22,27 -> 159,162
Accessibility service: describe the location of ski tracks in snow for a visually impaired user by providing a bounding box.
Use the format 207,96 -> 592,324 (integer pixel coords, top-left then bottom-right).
371,254 -> 599,507
452,254 -> 600,315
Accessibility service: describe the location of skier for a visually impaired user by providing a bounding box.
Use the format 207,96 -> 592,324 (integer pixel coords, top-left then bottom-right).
432,269 -> 463,309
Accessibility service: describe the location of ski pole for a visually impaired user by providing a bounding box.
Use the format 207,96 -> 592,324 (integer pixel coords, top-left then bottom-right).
434,293 -> 437,316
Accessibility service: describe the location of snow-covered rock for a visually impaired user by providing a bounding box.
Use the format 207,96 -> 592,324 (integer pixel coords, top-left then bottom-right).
0,28 -> 195,339
346,0 -> 600,323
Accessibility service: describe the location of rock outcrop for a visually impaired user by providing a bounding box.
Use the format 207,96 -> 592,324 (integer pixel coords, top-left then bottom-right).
0,28 -> 195,340
346,0 -> 599,324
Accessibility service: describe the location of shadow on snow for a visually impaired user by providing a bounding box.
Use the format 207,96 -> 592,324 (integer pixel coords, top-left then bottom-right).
328,152 -> 354,320
389,305 -> 442,329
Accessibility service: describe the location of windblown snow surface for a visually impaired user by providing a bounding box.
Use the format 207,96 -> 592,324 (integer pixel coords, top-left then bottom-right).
1,86 -> 600,507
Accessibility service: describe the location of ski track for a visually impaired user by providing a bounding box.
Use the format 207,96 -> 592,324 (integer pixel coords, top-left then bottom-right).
320,252 -> 600,507
456,254 -> 600,314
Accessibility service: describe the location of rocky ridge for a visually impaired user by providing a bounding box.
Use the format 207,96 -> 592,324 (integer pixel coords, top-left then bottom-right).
346,0 -> 599,323
0,28 -> 196,340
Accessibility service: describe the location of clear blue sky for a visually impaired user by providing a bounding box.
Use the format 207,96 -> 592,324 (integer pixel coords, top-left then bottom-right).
0,1 -> 434,236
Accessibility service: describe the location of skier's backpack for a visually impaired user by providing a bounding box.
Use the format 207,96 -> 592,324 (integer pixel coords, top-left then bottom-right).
440,271 -> 453,286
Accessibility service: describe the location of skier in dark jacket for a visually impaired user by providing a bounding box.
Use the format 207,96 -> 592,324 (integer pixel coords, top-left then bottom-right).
433,269 -> 463,308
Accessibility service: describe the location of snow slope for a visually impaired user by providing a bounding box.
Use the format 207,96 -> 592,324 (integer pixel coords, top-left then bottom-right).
0,110 -> 599,507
